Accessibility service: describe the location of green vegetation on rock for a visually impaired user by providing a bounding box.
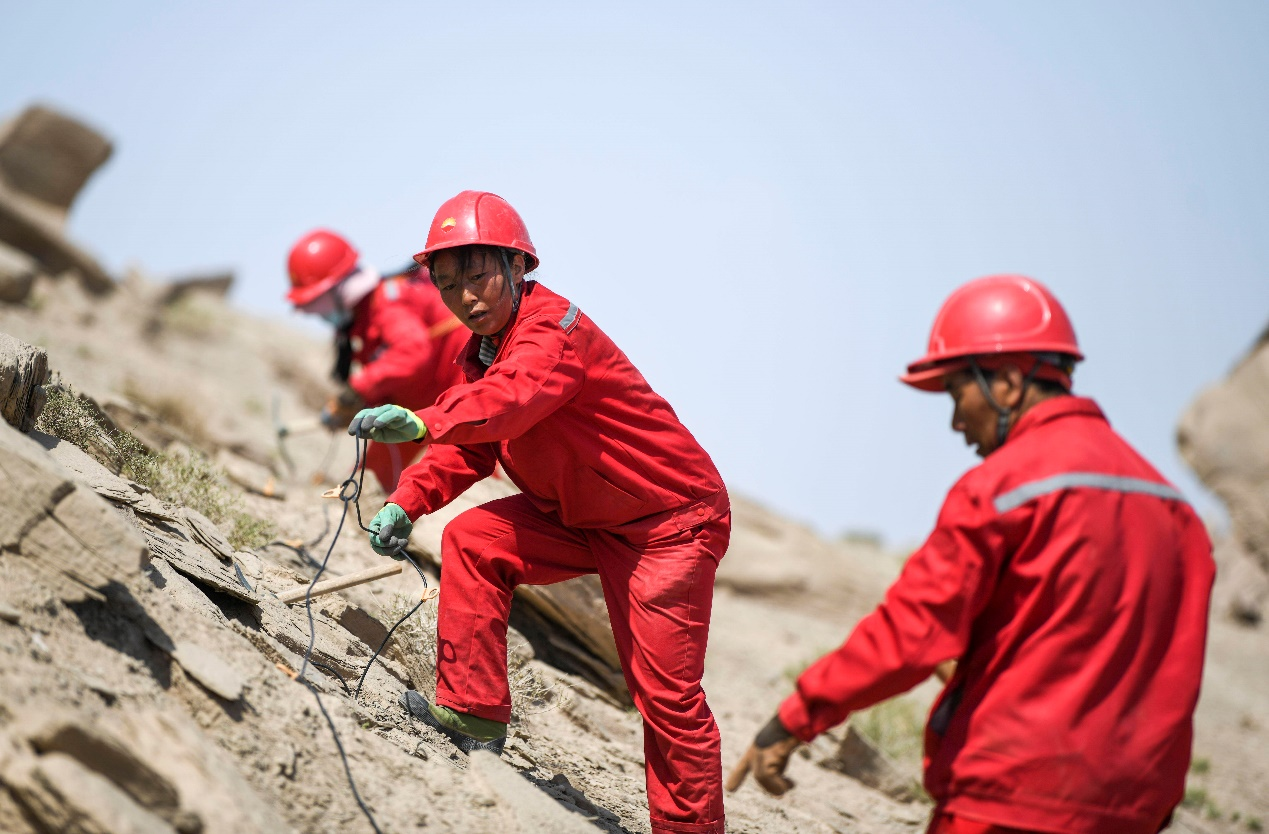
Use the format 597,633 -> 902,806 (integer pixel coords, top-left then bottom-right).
36,382 -> 276,550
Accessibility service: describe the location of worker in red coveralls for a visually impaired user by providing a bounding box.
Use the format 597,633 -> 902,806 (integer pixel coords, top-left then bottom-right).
285,229 -> 467,490
727,275 -> 1214,834
347,191 -> 731,834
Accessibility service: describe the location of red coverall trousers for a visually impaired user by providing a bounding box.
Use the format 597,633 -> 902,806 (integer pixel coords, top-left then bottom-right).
435,493 -> 729,834
926,813 -> 1045,834
926,813 -> 1167,834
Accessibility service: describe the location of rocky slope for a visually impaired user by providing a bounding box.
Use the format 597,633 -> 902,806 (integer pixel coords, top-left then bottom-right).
0,270 -> 943,834
0,101 -> 1263,831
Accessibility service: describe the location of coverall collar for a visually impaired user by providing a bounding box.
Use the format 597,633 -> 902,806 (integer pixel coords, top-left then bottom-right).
1006,396 -> 1105,445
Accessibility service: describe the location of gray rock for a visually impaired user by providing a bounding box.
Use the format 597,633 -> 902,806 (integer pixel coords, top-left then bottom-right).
139,517 -> 259,604
255,595 -> 409,687
0,104 -> 113,294
0,105 -> 112,216
1179,323 -> 1269,622
143,557 -> 229,628
215,448 -> 284,500
0,421 -> 71,549
156,271 -> 234,306
109,709 -> 292,834
31,428 -> 146,504
0,419 -> 145,597
0,783 -> 41,834
814,725 -> 921,803
25,716 -> 182,818
1213,537 -> 1269,626
170,641 -> 245,702
6,705 -> 290,834
467,750 -> 599,833
5,751 -> 178,834
0,242 -> 37,304
0,332 -> 47,432
180,508 -> 235,562
99,396 -> 184,454
316,594 -> 389,652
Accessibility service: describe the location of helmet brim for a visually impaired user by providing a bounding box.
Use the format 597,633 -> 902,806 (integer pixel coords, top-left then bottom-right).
900,360 -> 969,392
414,242 -> 540,274
286,272 -> 345,307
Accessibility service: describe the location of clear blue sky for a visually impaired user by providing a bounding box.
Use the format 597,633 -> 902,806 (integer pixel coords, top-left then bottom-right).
4,2 -> 1267,544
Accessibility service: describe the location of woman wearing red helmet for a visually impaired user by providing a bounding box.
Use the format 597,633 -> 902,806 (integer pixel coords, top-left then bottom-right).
349,191 -> 731,834
285,229 -> 468,490
728,275 -> 1214,834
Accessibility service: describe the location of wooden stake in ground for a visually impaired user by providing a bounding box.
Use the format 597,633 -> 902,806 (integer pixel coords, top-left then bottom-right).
277,562 -> 407,604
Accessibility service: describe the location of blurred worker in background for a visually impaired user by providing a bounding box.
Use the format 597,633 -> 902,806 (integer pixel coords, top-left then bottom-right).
728,275 -> 1214,834
349,191 -> 731,834
286,229 -> 468,490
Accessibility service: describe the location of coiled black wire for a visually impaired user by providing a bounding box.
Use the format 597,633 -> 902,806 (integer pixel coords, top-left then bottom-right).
292,434 -> 433,834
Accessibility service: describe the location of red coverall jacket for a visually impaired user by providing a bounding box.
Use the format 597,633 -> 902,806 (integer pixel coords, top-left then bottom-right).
347,274 -> 467,411
779,397 -> 1214,834
345,274 -> 468,489
388,280 -> 727,528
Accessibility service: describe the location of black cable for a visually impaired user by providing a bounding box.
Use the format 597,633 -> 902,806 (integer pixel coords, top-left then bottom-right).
290,434 -> 434,834
300,679 -> 383,834
293,435 -> 382,833
355,589 -> 424,701
346,434 -> 433,699
310,661 -> 352,697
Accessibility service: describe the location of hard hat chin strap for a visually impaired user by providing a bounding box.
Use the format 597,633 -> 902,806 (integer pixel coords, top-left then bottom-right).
477,250 -> 523,370
969,358 -> 1042,448
501,250 -> 521,313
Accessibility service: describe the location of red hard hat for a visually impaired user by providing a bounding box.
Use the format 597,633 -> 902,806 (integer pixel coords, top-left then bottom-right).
413,191 -> 539,272
286,229 -> 359,306
901,274 -> 1083,391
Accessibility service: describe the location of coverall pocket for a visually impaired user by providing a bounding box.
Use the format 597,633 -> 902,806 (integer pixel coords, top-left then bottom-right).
575,465 -> 646,520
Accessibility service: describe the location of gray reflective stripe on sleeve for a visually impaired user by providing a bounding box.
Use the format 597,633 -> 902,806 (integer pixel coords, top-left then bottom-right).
558,303 -> 579,330
993,472 -> 1187,514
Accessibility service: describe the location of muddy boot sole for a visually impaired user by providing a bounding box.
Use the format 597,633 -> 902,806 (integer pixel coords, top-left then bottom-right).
399,690 -> 506,756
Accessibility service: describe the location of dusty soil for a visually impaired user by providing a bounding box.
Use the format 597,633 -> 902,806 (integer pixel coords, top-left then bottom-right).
0,271 -> 1264,833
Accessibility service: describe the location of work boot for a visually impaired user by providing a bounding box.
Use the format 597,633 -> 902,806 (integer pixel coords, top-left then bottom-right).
399,690 -> 507,756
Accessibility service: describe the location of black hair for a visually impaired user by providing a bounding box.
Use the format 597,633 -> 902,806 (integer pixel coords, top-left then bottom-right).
332,324 -> 354,382
430,245 -> 526,285
1031,377 -> 1070,395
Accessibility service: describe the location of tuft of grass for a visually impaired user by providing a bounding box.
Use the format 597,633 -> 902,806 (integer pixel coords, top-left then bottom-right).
228,513 -> 277,551
38,382 -> 151,474
1247,815 -> 1263,832
1190,756 -> 1211,775
1183,787 -> 1209,809
1182,784 -> 1222,820
851,697 -> 926,772
36,381 -> 274,551
134,450 -> 233,518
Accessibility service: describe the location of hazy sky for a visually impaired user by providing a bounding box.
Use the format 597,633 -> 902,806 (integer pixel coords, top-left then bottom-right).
4,2 -> 1266,544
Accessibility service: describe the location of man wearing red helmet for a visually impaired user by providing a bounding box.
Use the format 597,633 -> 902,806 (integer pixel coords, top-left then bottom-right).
286,229 -> 468,490
728,276 -> 1214,834
349,192 -> 731,834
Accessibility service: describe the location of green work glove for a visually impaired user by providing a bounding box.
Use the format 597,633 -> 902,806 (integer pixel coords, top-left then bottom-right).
369,503 -> 412,559
347,404 -> 427,443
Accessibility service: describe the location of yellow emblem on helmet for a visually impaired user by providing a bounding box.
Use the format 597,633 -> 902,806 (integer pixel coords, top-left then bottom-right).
441,217 -> 456,231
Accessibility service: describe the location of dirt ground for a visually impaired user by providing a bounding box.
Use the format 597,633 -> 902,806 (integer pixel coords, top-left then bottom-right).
0,271 -> 1265,833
